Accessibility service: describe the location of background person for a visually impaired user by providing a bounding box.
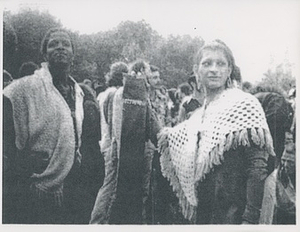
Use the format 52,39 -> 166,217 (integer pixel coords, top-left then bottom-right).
147,65 -> 171,127
82,78 -> 93,88
251,86 -> 293,170
18,61 -> 39,79
90,60 -> 161,224
97,61 -> 128,165
177,82 -> 201,123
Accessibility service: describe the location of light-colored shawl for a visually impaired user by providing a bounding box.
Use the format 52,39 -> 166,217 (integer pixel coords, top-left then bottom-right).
158,88 -> 275,220
98,86 -> 118,153
4,62 -> 84,206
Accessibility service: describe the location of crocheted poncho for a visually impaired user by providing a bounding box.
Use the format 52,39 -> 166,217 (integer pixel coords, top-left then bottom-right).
158,88 -> 275,221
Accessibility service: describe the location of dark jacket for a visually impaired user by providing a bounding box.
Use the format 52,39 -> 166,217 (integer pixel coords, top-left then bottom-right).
196,140 -> 269,224
74,99 -> 104,224
254,91 -> 293,168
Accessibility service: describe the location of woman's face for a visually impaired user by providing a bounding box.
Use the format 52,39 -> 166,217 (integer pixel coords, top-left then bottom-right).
196,49 -> 231,91
45,31 -> 73,67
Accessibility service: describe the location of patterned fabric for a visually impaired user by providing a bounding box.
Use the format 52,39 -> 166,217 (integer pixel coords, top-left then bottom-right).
158,88 -> 275,220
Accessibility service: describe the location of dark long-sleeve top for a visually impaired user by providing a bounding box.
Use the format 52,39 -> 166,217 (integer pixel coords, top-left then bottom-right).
196,135 -> 269,224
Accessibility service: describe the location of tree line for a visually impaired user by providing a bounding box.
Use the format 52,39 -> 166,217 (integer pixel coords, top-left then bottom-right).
3,8 -> 295,92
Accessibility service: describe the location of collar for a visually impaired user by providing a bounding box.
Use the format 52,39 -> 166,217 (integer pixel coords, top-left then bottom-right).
41,62 -> 84,98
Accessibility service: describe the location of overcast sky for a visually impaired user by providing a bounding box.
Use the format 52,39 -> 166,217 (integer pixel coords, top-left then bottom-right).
2,0 -> 300,84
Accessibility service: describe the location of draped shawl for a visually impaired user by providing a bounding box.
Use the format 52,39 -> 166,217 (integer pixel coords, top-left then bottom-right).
158,88 -> 275,220
3,62 -> 84,205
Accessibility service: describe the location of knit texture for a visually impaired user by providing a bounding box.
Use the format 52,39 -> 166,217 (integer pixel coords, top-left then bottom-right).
3,62 -> 84,206
158,88 -> 275,221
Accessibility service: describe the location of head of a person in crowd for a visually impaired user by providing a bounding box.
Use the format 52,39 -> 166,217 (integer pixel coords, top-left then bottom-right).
250,84 -> 284,96
242,81 -> 253,93
148,65 -> 161,88
93,78 -> 107,96
177,82 -> 192,102
83,78 -> 93,88
108,61 -> 129,87
18,61 -> 39,79
41,27 -> 75,70
193,39 -> 236,94
79,82 -> 97,102
3,70 -> 13,89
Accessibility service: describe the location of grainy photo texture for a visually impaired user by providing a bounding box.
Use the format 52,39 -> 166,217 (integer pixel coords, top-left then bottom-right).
1,0 -> 298,230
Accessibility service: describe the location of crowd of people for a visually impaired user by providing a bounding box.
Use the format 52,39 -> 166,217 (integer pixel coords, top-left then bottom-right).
2,27 -> 296,225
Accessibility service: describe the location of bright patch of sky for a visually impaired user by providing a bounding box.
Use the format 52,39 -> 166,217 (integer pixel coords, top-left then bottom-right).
2,0 -> 300,84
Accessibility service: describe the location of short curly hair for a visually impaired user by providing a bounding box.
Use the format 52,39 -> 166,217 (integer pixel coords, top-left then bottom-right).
108,61 -> 128,87
40,27 -> 75,58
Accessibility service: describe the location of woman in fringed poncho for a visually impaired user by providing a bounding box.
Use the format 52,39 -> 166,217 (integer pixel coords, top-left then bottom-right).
158,40 -> 275,224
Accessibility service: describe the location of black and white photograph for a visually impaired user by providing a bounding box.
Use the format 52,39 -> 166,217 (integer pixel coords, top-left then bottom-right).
1,0 -> 299,231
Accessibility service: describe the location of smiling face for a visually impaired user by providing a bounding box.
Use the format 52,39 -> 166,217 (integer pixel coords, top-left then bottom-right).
196,48 -> 232,92
45,31 -> 74,67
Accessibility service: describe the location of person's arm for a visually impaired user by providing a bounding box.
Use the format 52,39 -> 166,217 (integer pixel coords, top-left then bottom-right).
242,136 -> 269,224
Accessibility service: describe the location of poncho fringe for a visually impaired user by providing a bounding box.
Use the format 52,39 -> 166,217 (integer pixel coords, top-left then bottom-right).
158,130 -> 197,221
158,88 -> 276,221
158,126 -> 275,221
